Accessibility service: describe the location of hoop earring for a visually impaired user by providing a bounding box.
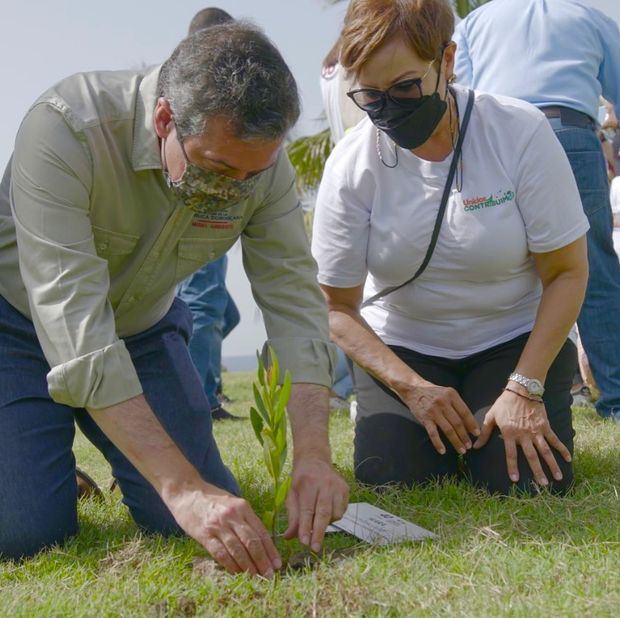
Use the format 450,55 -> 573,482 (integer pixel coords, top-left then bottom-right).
376,129 -> 398,168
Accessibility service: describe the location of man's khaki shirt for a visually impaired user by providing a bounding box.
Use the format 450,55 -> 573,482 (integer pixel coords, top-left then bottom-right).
0,66 -> 336,410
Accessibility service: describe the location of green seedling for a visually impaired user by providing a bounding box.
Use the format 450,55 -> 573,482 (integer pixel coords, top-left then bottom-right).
250,347 -> 292,539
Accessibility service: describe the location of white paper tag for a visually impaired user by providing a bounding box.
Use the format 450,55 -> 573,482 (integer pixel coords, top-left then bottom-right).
326,502 -> 436,545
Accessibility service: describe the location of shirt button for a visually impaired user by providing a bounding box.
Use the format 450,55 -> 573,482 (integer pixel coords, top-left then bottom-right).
209,251 -> 216,259
98,242 -> 108,251
128,296 -> 137,304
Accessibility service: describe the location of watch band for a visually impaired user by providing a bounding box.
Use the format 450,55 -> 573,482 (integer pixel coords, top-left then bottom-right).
508,372 -> 545,396
508,373 -> 530,389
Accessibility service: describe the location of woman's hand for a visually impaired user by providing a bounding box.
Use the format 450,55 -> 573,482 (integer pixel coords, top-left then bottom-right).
401,382 -> 480,455
473,389 -> 572,486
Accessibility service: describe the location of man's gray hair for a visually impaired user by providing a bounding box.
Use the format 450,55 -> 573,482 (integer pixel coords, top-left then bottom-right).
158,22 -> 300,141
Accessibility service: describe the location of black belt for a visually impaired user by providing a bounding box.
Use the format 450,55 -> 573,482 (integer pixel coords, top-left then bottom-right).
540,106 -> 595,129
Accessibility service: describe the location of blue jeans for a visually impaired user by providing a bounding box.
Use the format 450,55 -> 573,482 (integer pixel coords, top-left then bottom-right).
550,118 -> 620,418
332,347 -> 355,400
0,295 -> 239,560
176,256 -> 240,408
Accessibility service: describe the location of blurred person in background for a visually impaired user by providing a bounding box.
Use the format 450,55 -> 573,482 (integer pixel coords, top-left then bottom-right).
454,0 -> 620,422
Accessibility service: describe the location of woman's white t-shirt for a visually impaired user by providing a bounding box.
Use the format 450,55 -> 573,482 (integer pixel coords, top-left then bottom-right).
312,86 -> 589,359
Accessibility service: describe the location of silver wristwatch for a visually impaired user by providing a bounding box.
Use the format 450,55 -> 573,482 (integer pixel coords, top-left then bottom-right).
508,372 -> 545,397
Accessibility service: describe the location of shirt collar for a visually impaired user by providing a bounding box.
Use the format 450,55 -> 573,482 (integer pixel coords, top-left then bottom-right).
132,64 -> 163,171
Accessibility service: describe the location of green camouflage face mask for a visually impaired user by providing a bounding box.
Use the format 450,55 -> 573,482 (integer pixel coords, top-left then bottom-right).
162,133 -> 262,215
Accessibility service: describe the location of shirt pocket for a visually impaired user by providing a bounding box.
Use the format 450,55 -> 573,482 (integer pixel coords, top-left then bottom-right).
175,236 -> 237,282
92,226 -> 141,274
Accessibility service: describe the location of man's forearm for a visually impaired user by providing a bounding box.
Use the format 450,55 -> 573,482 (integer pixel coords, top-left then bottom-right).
287,383 -> 332,463
87,394 -> 209,500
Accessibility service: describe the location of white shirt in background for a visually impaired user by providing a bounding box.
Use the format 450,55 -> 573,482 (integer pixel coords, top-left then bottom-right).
320,62 -> 365,144
312,86 -> 589,359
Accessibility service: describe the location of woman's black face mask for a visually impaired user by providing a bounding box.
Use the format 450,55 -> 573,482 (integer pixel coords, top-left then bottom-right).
360,57 -> 447,150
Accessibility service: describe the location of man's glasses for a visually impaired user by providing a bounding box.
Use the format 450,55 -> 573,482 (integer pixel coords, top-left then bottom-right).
347,59 -> 437,113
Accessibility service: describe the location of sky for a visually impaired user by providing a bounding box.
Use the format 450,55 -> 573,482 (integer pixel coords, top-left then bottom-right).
1,0 -> 619,361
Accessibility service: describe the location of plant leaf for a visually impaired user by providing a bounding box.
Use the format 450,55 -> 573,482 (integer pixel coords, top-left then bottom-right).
262,439 -> 275,477
279,443 -> 288,472
249,407 -> 264,445
256,351 -> 265,387
268,348 -> 279,395
252,383 -> 270,424
262,510 -> 274,532
275,476 -> 292,511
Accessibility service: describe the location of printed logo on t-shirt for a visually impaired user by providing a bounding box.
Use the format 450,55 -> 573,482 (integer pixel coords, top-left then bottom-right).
463,190 -> 515,212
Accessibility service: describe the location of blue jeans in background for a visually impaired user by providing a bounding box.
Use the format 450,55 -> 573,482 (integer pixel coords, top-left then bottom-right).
332,347 -> 355,400
0,295 -> 239,560
550,117 -> 620,419
176,256 -> 240,409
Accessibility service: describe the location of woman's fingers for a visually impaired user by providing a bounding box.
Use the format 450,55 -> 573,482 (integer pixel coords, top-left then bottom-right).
504,437 -> 519,482
534,434 -> 563,481
443,406 -> 473,450
423,420 -> 447,454
449,391 -> 480,436
435,414 -> 468,454
520,439 -> 548,486
545,428 -> 572,463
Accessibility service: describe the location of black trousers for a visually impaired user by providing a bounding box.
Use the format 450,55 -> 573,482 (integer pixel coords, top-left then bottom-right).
354,333 -> 577,495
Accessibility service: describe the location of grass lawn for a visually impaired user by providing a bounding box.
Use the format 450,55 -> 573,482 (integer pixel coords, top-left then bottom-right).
1,372 -> 618,617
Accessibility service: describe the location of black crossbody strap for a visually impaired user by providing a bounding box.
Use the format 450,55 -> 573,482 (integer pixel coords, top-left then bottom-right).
362,88 -> 475,309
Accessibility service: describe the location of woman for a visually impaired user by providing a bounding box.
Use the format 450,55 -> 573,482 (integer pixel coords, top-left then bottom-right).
312,0 -> 589,495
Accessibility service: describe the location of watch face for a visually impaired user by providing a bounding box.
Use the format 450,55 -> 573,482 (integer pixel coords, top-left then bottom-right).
528,379 -> 544,396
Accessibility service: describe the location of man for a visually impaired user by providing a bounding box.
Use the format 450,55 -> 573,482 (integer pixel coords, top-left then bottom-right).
454,0 -> 620,421
0,22 -> 349,574
176,7 -> 243,422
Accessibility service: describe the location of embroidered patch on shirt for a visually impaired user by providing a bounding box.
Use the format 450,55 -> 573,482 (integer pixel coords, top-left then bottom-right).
191,210 -> 243,229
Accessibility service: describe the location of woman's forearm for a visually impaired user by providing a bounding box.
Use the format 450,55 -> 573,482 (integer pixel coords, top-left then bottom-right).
328,305 -> 428,397
514,270 -> 587,383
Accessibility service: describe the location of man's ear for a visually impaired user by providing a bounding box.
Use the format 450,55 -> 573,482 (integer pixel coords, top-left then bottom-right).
154,97 -> 174,139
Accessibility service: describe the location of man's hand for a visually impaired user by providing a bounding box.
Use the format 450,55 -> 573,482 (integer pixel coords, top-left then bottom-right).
400,381 -> 480,455
284,383 -> 350,553
473,389 -> 571,486
282,456 -> 349,552
88,395 -> 280,577
164,482 -> 282,577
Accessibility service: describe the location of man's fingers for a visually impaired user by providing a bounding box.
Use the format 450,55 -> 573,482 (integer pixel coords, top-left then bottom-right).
545,429 -> 572,463
504,438 -> 519,482
310,490 -> 334,553
332,487 -> 348,521
450,392 -> 480,436
423,420 -> 447,455
283,490 -> 299,540
220,530 -> 258,575
244,511 -> 282,571
235,522 -> 277,577
297,486 -> 318,546
521,440 -> 548,486
205,537 -> 242,574
534,435 -> 563,481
